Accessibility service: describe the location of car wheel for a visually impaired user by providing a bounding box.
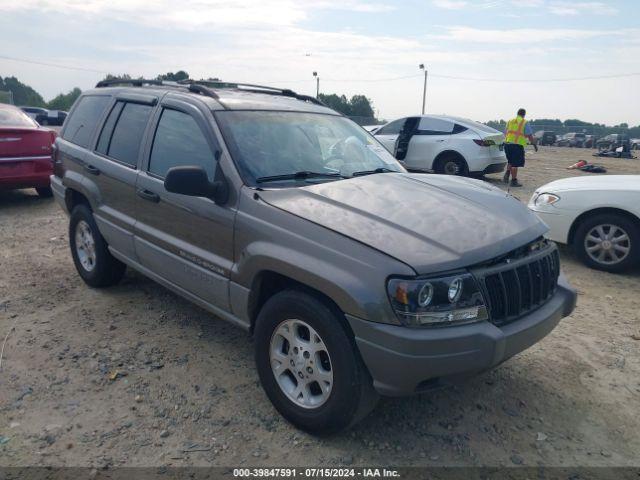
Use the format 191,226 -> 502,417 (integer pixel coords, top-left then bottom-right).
574,213 -> 640,272
437,154 -> 467,176
254,290 -> 378,434
69,204 -> 126,287
40,118 -> 48,126
36,186 -> 53,198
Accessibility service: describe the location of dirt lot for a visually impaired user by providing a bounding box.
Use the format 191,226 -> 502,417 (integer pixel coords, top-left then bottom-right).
1,147 -> 639,469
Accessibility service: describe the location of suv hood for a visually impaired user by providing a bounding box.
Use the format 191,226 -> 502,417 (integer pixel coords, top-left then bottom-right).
259,173 -> 547,274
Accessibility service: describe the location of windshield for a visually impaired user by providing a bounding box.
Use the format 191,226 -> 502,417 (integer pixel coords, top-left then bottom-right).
0,107 -> 38,128
215,111 -> 405,186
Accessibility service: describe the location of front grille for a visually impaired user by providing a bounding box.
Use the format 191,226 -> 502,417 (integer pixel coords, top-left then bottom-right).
473,244 -> 560,326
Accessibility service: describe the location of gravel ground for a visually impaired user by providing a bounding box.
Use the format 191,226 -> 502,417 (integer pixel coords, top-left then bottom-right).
1,147 -> 639,469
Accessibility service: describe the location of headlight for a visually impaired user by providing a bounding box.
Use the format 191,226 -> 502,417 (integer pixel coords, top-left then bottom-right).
534,193 -> 560,206
387,273 -> 488,327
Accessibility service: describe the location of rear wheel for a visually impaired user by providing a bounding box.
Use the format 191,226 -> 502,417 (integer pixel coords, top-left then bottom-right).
36,186 -> 53,198
69,204 -> 126,287
436,153 -> 468,176
254,290 -> 378,434
574,213 -> 640,272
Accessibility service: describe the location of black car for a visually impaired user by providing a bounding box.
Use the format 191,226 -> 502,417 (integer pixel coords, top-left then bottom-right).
534,130 -> 556,146
596,134 -> 629,152
556,132 -> 585,148
19,106 -> 67,126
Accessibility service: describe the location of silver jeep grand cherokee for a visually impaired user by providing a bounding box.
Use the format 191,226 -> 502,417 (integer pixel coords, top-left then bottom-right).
51,79 -> 576,434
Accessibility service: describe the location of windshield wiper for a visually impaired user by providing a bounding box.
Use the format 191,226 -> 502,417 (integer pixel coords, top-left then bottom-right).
351,167 -> 397,177
256,171 -> 346,184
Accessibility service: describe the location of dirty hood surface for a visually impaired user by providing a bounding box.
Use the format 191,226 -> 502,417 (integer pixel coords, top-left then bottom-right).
259,173 -> 547,274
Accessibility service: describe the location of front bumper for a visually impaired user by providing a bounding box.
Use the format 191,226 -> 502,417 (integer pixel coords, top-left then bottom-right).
527,205 -> 573,245
346,275 -> 576,396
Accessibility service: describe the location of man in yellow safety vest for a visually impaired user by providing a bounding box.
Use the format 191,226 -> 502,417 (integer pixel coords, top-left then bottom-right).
502,108 -> 536,187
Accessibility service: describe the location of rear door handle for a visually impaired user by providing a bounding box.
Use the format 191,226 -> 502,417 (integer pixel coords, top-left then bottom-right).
137,189 -> 160,203
84,164 -> 100,175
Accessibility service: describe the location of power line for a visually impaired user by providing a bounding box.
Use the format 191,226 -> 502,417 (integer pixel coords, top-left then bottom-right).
2,53 -> 640,84
430,72 -> 640,83
0,54 -> 108,74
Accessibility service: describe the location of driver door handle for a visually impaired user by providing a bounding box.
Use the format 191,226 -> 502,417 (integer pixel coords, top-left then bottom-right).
84,164 -> 100,175
137,189 -> 160,203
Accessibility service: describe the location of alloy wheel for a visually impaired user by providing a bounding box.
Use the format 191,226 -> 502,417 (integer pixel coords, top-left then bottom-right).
269,319 -> 333,409
584,224 -> 631,265
75,220 -> 97,272
443,160 -> 461,175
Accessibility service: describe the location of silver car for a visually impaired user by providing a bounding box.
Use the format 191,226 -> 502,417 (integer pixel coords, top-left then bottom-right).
51,79 -> 576,433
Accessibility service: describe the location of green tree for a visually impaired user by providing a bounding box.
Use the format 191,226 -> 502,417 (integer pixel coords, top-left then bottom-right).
318,93 -> 351,115
101,73 -> 133,82
317,92 -> 377,124
47,87 -> 82,111
0,76 -> 46,107
157,71 -> 189,81
349,94 -> 375,118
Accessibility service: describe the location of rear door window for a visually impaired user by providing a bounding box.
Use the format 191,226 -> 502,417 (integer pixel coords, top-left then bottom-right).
62,95 -> 110,148
418,117 -> 454,135
148,108 -> 217,179
96,101 -> 153,167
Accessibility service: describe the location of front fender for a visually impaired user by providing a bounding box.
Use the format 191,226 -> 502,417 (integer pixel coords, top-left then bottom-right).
231,189 -> 414,325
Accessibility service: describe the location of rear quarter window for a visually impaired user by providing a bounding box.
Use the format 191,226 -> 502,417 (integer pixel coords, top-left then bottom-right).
62,95 -> 110,148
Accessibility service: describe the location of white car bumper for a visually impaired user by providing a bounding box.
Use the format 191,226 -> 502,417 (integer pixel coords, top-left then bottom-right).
528,205 -> 573,245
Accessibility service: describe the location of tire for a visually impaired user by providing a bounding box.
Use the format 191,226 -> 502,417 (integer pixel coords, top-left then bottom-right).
573,213 -> 640,273
36,186 -> 53,198
254,290 -> 378,434
69,204 -> 126,287
436,153 -> 468,176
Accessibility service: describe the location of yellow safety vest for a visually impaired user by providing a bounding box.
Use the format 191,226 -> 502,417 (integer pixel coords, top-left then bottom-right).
505,116 -> 528,146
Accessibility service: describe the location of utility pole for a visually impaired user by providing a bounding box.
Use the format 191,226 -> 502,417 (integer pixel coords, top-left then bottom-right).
313,71 -> 319,98
419,64 -> 427,114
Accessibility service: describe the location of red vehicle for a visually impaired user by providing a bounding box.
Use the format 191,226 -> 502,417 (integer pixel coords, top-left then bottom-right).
0,103 -> 56,197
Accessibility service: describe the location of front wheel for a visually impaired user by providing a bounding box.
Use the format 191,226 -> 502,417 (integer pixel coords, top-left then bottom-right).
436,154 -> 468,176
69,204 -> 126,287
574,213 -> 640,272
254,290 -> 378,434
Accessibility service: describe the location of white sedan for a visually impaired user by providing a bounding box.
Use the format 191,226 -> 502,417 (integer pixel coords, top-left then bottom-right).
528,175 -> 640,272
373,115 -> 506,176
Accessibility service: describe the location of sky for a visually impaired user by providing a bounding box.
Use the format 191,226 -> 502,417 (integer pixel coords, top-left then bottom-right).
1,0 -> 639,125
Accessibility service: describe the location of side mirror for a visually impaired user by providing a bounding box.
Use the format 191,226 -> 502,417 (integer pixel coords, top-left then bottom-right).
164,166 -> 228,204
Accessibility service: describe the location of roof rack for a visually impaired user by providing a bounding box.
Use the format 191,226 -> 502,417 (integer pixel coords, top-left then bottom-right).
178,80 -> 325,106
95,78 -> 165,88
94,78 -> 326,108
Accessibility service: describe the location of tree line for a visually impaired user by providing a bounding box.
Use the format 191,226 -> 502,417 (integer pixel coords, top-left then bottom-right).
487,118 -> 640,138
0,73 -> 379,122
2,73 -> 636,135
